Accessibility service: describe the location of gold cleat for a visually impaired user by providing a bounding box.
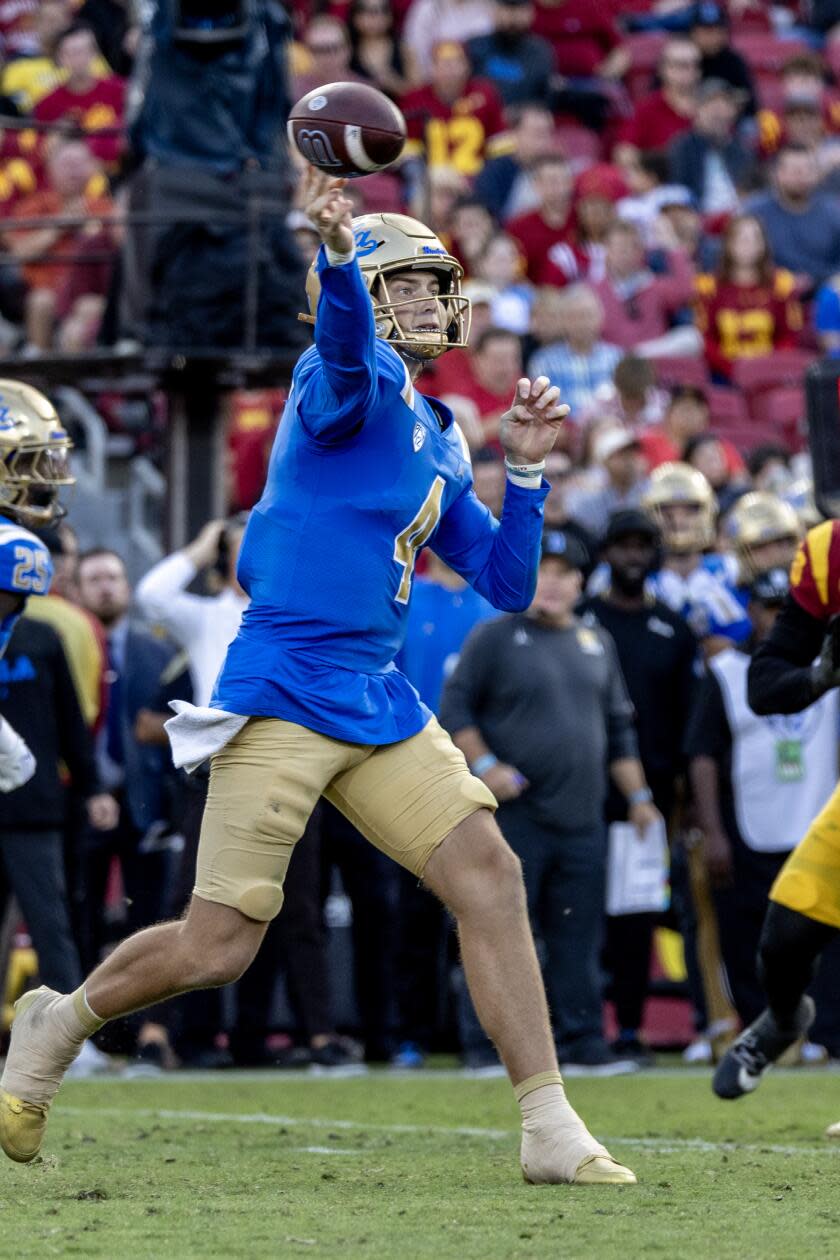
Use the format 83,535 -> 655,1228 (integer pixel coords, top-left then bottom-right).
825,1121 -> 840,1139
573,1154 -> 637,1185
0,1089 -> 48,1163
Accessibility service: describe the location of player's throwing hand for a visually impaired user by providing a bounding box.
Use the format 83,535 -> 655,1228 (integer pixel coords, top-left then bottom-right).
499,376 -> 570,466
302,166 -> 355,255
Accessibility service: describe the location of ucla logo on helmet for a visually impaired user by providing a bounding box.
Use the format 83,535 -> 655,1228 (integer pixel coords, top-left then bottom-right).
354,228 -> 384,257
0,399 -> 15,431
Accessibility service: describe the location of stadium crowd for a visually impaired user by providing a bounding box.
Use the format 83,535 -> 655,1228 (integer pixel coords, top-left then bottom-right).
3,0 -> 840,1075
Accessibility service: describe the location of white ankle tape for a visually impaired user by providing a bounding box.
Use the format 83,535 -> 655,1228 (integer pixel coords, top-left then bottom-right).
519,1081 -> 611,1184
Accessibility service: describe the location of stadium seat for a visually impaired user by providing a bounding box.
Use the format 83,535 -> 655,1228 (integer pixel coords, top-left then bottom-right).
553,122 -> 602,167
708,386 -> 749,426
730,349 -> 816,397
732,33 -> 812,77
625,32 -> 667,101
760,385 -> 809,452
649,356 -> 711,390
826,40 -> 840,84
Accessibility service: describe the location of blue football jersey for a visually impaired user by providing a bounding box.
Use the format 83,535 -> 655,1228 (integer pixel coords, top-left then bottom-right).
649,553 -> 751,643
0,513 -> 53,658
396,575 -> 495,714
213,248 -> 548,743
588,552 -> 751,644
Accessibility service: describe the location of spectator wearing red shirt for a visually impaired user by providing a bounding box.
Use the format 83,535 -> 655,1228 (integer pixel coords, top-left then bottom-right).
694,214 -> 803,383
531,0 -> 629,81
401,40 -> 512,177
5,139 -> 115,351
589,219 -> 699,357
541,162 -> 627,288
638,385 -> 746,481
614,37 -> 699,161
506,152 -> 575,283
35,24 -> 125,169
422,323 -> 523,453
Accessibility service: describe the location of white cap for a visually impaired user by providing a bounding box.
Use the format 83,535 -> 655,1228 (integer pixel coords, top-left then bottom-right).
594,427 -> 640,464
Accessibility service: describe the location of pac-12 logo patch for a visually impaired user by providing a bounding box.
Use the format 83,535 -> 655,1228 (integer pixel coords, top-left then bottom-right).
412,421 -> 425,452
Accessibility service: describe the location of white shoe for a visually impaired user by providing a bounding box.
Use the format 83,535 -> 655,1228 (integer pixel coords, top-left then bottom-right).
65,1040 -> 112,1079
682,1036 -> 712,1065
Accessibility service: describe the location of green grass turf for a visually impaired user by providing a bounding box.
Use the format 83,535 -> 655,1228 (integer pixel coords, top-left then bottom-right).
3,1068 -> 840,1260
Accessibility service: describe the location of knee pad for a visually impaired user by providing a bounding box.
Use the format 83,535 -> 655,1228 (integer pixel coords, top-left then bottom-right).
235,882 -> 285,923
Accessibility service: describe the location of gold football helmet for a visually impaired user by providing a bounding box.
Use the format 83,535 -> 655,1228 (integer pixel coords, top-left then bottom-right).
727,491 -> 802,580
305,213 -> 470,359
0,380 -> 74,527
642,462 -> 716,553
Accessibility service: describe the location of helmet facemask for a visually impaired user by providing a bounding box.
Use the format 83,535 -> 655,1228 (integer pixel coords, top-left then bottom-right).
0,439 -> 74,527
370,264 -> 471,361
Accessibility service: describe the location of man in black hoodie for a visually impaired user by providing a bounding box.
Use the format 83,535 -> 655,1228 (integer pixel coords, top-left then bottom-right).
0,612 -> 116,993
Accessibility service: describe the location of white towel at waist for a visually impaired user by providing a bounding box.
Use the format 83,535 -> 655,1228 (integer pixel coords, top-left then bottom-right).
165,700 -> 248,772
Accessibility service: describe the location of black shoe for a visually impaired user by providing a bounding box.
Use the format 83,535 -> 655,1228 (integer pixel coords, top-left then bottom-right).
179,1047 -> 234,1070
611,1037 -> 655,1068
310,1037 -> 365,1071
561,1043 -> 639,1076
713,996 -> 815,1100
123,1041 -> 166,1079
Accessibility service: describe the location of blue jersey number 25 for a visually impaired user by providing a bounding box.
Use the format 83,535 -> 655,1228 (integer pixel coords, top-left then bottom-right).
12,544 -> 50,594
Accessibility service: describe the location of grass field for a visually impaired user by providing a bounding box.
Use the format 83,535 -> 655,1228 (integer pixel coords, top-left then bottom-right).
3,1066 -> 840,1260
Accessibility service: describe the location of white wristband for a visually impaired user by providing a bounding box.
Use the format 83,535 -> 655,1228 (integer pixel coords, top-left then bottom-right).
505,457 -> 545,490
324,242 -> 357,266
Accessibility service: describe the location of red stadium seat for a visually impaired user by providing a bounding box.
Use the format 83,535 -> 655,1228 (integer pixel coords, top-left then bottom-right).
649,356 -> 711,390
729,349 -> 816,396
707,386 -> 749,426
732,33 -> 812,76
553,122 -> 603,167
625,32 -> 667,101
760,385 -> 809,452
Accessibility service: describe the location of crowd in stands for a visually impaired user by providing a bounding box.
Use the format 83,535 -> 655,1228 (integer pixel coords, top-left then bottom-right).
3,0 -> 840,1073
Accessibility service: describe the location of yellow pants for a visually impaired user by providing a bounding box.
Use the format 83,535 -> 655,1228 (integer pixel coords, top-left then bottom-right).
195,715 -> 496,921
771,781 -> 840,929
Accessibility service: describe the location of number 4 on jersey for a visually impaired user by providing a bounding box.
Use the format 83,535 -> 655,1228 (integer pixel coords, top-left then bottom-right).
393,476 -> 445,604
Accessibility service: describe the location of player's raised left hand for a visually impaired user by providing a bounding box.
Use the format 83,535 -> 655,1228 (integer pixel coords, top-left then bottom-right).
499,377 -> 570,466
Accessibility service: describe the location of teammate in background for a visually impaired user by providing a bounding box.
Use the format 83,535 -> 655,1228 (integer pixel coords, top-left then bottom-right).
714,519 -> 840,1119
589,461 -> 749,653
1,170 -> 636,1186
0,380 -> 74,793
726,492 -> 802,590
642,462 -> 750,653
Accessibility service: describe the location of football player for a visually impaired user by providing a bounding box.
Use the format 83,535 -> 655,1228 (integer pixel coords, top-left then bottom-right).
1,170 -> 635,1185
725,491 -> 801,586
714,519 -> 840,1123
642,461 -> 750,651
0,380 -> 74,793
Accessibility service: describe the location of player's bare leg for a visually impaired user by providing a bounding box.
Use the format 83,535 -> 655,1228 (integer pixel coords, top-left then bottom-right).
422,809 -> 636,1185
0,898 -> 266,1162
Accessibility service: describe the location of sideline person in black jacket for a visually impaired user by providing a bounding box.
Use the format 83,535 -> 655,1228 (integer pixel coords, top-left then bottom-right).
0,617 -> 116,992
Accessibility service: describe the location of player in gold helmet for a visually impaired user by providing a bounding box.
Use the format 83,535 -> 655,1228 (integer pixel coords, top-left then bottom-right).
304,210 -> 470,362
643,462 -> 716,556
1,169 -> 637,1188
726,491 -> 801,584
0,380 -> 74,793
